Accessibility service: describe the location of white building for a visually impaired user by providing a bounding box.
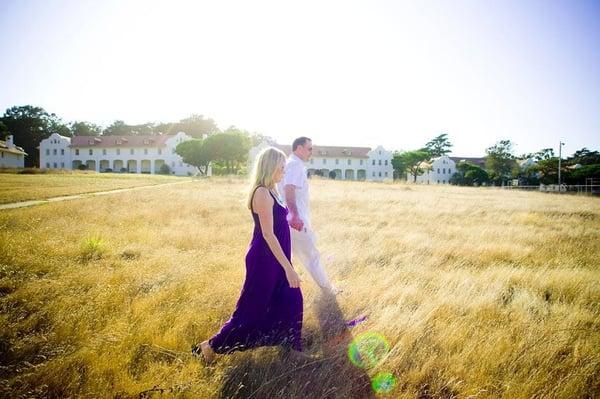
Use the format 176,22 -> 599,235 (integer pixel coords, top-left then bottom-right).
249,141 -> 393,181
39,132 -> 206,176
0,135 -> 27,168
411,155 -> 456,184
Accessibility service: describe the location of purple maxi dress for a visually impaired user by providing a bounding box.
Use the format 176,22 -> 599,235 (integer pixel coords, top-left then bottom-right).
209,188 -> 303,353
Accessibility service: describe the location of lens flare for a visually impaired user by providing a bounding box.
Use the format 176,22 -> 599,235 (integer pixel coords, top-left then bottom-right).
347,332 -> 390,369
371,372 -> 396,393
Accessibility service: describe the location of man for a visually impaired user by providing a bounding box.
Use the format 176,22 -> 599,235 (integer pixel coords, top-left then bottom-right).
279,137 -> 338,293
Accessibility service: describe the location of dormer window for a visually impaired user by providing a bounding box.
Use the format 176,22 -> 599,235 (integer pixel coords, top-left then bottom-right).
88,140 -> 94,145
143,139 -> 149,145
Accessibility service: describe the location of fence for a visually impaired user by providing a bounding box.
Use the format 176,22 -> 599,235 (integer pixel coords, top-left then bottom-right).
502,183 -> 600,195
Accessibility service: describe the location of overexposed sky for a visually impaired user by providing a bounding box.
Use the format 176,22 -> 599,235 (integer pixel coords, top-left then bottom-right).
1,0 -> 598,156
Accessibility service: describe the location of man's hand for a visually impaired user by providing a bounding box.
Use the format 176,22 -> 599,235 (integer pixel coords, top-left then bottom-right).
289,213 -> 304,231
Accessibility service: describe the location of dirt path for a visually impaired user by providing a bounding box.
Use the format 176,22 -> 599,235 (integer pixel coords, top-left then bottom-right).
0,180 -> 196,211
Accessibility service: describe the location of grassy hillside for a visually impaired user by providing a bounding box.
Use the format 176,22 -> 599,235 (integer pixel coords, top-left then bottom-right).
0,171 -> 188,204
0,178 -> 598,398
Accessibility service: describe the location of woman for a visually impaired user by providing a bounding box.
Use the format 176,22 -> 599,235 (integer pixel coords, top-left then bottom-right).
193,147 -> 303,363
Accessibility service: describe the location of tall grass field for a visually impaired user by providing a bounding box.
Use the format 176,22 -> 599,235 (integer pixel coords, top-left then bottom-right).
0,177 -> 598,398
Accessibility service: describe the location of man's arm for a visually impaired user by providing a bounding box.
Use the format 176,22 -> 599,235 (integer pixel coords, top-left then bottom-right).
284,184 -> 304,231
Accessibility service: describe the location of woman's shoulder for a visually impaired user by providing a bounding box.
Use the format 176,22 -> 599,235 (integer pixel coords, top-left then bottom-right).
252,186 -> 274,206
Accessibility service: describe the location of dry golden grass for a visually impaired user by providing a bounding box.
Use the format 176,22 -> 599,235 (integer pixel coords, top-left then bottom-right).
0,178 -> 598,398
0,171 -> 187,204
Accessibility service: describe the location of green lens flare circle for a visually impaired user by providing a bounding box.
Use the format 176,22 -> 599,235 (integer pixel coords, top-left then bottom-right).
347,332 -> 390,369
371,372 -> 397,393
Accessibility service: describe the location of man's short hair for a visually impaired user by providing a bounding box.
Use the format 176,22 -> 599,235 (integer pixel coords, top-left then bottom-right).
292,137 -> 311,151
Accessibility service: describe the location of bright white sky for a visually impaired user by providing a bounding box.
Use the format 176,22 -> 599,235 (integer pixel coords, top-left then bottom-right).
1,0 -> 598,156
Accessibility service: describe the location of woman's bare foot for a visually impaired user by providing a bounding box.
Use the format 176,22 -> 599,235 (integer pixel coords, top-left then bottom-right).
192,340 -> 216,364
287,349 -> 317,363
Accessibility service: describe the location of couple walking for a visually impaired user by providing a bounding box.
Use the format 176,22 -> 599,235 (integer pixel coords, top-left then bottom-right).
193,137 -> 337,363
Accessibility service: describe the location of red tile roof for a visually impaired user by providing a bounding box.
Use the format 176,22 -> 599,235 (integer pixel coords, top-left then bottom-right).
70,135 -> 175,148
273,144 -> 371,158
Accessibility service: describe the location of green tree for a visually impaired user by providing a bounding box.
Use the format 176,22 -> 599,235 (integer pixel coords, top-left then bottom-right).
250,133 -> 276,147
103,120 -> 133,136
71,121 -> 102,136
175,140 -> 211,175
208,128 -> 252,174
0,121 -> 8,139
450,161 -> 489,186
423,133 -> 452,158
485,140 -> 517,184
1,105 -> 71,167
391,151 -> 407,180
395,150 -> 431,182
568,148 -> 600,165
156,114 -> 219,138
533,148 -> 555,161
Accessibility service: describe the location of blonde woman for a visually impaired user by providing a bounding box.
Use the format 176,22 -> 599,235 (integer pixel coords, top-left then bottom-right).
193,147 -> 303,363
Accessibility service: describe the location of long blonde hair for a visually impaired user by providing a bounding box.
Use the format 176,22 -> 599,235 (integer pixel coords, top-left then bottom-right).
246,147 -> 287,209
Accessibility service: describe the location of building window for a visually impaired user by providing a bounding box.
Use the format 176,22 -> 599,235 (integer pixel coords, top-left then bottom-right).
179,161 -> 183,167
61,162 -> 64,168
372,172 -> 375,177
46,162 -> 50,168
172,149 -> 175,154
89,149 -> 93,155
372,160 -> 375,165
385,160 -> 388,166
443,168 -> 445,174
75,149 -> 79,155
144,149 -> 148,155
437,180 -> 440,184
116,149 -> 120,155
1,152 -> 3,158
53,162 -> 57,168
335,159 -> 339,165
379,172 -> 382,177
348,159 -> 351,165
448,169 -> 452,174
61,149 -> 64,155
53,149 -> 57,155
360,160 -> 363,165
158,149 -> 162,155
46,149 -> 50,155
310,159 -> 314,164
103,149 -> 107,155
171,161 -> 175,167
379,151 -> 381,155
323,159 -> 326,164
385,171 -> 388,177
378,160 -> 382,166
130,149 -> 134,155
437,168 -> 440,174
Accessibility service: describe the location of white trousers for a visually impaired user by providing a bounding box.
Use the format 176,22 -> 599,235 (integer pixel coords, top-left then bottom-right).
290,226 -> 332,290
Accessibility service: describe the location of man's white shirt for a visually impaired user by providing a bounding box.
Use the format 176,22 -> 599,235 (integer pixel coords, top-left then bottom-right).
278,154 -> 311,228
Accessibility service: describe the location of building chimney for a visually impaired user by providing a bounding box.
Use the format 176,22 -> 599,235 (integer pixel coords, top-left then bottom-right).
6,135 -> 14,148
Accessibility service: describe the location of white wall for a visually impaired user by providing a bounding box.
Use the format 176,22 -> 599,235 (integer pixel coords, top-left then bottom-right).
413,155 -> 456,184
40,133 -> 71,170
367,146 -> 394,181
39,132 -> 205,176
0,151 -> 25,168
247,142 -> 393,181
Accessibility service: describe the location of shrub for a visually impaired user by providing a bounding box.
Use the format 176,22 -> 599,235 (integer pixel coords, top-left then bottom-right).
79,237 -> 107,262
158,164 -> 171,175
